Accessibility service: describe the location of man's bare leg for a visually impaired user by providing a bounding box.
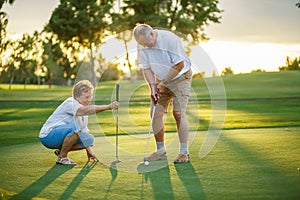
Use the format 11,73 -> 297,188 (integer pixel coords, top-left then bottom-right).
152,110 -> 166,153
173,111 -> 189,156
173,111 -> 189,143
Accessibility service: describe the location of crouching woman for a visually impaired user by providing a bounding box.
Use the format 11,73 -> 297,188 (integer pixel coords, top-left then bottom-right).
39,80 -> 119,165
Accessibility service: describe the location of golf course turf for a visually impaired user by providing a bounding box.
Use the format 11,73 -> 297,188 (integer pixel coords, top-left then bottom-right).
0,71 -> 299,199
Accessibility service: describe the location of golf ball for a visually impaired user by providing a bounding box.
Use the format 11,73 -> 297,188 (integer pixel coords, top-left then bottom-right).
144,161 -> 149,165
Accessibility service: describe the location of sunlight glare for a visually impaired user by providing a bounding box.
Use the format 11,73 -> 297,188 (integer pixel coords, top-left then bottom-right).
201,41 -> 300,74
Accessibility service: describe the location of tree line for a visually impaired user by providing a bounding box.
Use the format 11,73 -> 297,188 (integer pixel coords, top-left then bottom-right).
1,1 -> 298,87
0,0 -> 222,89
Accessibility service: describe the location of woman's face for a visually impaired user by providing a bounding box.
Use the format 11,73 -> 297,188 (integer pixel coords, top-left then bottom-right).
76,90 -> 92,106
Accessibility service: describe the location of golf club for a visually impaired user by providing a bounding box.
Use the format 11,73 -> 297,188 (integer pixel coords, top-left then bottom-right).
144,103 -> 157,160
115,83 -> 121,163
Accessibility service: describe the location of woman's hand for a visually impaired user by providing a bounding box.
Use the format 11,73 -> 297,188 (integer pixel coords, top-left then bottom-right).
109,101 -> 119,110
86,147 -> 99,161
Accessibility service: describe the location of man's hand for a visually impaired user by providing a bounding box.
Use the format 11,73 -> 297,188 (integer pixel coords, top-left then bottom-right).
157,81 -> 166,94
150,84 -> 160,104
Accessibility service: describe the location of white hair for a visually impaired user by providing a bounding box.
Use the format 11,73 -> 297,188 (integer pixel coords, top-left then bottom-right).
133,24 -> 153,41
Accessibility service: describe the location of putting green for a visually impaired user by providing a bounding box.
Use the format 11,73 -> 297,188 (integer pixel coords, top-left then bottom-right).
1,127 -> 300,199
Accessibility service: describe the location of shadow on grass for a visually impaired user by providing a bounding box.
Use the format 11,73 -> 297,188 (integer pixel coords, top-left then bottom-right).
59,161 -> 98,200
139,161 -> 205,200
10,164 -> 74,200
175,162 -> 206,200
221,134 -> 300,198
143,163 -> 174,200
103,161 -> 119,199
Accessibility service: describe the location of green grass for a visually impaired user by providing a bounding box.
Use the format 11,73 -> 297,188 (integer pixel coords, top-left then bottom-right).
213,71 -> 300,99
1,71 -> 299,146
0,128 -> 299,199
0,71 -> 300,199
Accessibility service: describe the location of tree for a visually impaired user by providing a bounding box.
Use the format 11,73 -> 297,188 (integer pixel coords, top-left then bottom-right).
221,67 -> 234,76
0,0 -> 14,63
251,69 -> 265,73
279,56 -> 300,71
0,0 -> 15,43
0,32 -> 42,88
0,0 -> 15,9
40,32 -> 83,86
109,0 -> 222,82
116,30 -> 134,82
192,72 -> 205,78
100,63 -> 123,81
17,33 -> 39,88
113,0 -> 222,45
45,0 -> 114,85
296,1 -> 300,8
1,0 -> 16,88
0,11 -> 8,68
40,33 -> 63,86
0,11 -> 7,46
212,69 -> 217,77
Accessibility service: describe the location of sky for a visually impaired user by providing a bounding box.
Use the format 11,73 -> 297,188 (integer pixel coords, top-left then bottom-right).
2,0 -> 300,75
201,0 -> 300,74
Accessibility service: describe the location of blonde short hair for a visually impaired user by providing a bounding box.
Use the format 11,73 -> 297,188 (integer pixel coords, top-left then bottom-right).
72,80 -> 94,98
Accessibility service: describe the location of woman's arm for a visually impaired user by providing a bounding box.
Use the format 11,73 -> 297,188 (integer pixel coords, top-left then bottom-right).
76,101 -> 119,116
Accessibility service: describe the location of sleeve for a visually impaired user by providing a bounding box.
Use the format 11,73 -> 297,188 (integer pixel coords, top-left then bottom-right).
62,97 -> 83,116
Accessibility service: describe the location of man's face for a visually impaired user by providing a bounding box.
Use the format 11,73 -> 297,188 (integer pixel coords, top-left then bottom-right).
137,32 -> 156,48
76,90 -> 92,106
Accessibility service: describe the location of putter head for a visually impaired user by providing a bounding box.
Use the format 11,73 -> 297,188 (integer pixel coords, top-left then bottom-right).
138,161 -> 147,166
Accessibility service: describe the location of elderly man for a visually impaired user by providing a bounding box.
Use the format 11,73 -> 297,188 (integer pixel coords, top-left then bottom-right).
133,23 -> 192,163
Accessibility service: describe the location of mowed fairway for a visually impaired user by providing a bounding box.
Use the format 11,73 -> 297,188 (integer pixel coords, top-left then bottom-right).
0,71 -> 300,199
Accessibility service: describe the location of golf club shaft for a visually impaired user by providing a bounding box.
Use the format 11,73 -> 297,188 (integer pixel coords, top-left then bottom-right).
115,84 -> 120,161
144,104 -> 156,158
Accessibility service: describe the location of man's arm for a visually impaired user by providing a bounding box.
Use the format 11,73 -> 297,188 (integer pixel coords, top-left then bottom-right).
157,61 -> 184,95
142,68 -> 156,87
142,68 -> 159,102
161,61 -> 184,84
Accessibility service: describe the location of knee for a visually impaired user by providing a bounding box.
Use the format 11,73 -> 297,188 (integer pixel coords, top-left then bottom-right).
83,134 -> 95,147
73,131 -> 80,137
90,134 -> 95,143
154,110 -> 163,116
173,111 -> 185,121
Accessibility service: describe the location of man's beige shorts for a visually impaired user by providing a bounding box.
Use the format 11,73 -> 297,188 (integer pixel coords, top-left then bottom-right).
156,70 -> 192,113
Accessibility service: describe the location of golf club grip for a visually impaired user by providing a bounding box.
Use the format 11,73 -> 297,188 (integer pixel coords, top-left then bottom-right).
116,84 -> 119,101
